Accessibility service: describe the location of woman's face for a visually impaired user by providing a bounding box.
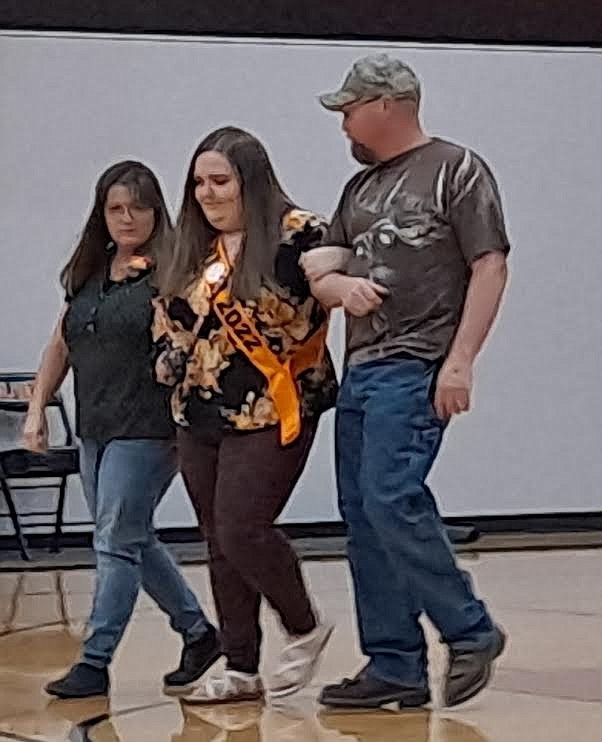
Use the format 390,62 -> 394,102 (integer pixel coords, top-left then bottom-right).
193,151 -> 244,233
104,185 -> 155,251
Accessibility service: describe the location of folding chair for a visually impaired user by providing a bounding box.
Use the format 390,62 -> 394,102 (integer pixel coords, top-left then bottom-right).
0,372 -> 80,560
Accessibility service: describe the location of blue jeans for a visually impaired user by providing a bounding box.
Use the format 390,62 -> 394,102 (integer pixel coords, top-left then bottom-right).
336,356 -> 495,687
79,438 -> 212,669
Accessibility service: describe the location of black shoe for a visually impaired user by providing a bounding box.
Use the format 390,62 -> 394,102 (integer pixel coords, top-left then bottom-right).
444,625 -> 507,707
319,668 -> 430,709
45,663 -> 109,699
163,626 -> 222,692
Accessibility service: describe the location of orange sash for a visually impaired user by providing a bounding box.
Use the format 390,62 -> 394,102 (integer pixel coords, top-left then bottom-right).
206,240 -> 327,446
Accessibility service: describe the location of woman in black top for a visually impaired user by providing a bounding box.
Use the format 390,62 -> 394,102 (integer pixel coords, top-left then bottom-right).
23,161 -> 220,699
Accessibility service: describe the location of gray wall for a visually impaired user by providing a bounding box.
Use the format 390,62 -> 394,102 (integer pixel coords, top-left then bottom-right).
1,33 -> 601,532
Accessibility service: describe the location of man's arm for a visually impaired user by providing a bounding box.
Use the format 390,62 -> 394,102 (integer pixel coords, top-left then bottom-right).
434,149 -> 511,419
435,251 -> 508,420
309,272 -> 389,315
301,244 -> 352,307
304,179 -> 389,315
300,245 -> 352,282
448,252 -> 508,365
308,273 -> 346,309
301,184 -> 353,309
434,252 -> 508,419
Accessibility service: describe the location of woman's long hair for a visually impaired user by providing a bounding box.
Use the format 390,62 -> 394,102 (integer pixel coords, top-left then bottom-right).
60,160 -> 174,298
158,127 -> 295,300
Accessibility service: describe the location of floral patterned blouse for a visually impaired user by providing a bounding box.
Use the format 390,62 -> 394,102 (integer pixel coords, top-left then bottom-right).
152,209 -> 338,433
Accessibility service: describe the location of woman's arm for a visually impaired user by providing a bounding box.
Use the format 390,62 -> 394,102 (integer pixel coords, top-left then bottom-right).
23,306 -> 70,452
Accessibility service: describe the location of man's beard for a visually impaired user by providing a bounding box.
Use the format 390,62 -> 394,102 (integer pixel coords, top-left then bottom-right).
351,141 -> 378,165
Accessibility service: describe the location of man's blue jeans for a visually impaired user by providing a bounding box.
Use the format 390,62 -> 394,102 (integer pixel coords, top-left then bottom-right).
79,438 -> 211,669
336,356 -> 495,687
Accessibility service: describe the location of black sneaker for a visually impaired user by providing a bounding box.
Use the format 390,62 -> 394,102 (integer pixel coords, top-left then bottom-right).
163,626 -> 222,693
444,625 -> 507,707
45,663 -> 109,699
319,668 -> 430,709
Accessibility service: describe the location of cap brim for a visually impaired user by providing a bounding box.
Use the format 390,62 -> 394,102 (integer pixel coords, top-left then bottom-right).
319,89 -> 359,111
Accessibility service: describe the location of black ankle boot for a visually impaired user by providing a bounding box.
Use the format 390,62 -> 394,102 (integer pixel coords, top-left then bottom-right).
319,668 -> 430,709
163,626 -> 222,691
45,663 -> 110,699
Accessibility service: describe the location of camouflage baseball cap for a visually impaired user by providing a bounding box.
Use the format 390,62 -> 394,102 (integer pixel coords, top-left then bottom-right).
319,54 -> 421,111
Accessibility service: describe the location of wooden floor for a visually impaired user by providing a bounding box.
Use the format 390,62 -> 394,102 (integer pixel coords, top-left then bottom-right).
1,549 -> 601,741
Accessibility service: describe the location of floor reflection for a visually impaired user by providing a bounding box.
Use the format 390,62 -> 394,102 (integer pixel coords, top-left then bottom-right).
0,571 -> 70,637
65,701 -> 491,742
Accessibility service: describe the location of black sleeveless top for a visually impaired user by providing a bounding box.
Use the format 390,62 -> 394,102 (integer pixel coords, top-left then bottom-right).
63,257 -> 174,443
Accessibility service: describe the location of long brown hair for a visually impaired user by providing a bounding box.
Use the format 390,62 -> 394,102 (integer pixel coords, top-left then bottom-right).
60,160 -> 173,298
158,127 -> 295,300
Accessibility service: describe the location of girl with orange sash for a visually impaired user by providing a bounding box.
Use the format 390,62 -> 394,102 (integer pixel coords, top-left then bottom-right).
153,127 -> 338,703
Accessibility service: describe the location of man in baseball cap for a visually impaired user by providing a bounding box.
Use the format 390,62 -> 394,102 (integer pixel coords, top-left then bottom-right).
303,54 -> 510,710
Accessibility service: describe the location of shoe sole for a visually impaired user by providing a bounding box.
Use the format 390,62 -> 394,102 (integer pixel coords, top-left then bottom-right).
268,624 -> 334,701
444,627 -> 507,707
319,690 -> 431,710
162,646 -> 223,696
182,691 -> 264,706
163,683 -> 196,697
45,687 -> 109,700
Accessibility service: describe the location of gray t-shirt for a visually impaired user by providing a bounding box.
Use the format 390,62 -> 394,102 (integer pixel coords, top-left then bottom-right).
327,138 -> 510,365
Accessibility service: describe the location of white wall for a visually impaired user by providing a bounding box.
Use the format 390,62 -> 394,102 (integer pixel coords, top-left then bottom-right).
1,32 -> 601,531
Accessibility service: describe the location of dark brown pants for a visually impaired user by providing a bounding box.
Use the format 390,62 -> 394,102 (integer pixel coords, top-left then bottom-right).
178,423 -> 317,673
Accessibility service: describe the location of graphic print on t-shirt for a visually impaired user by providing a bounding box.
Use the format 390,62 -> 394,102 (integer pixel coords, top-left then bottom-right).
328,139 -> 511,364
